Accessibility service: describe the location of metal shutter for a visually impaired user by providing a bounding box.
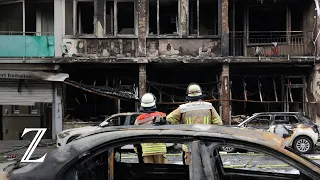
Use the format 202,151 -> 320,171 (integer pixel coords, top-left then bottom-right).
0,79 -> 53,105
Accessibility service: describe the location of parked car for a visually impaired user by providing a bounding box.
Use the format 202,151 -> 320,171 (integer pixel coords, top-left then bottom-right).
221,112 -> 319,154
56,112 -> 142,148
1,125 -> 320,180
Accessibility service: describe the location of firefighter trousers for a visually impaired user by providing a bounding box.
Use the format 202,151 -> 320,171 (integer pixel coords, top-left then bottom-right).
143,154 -> 168,164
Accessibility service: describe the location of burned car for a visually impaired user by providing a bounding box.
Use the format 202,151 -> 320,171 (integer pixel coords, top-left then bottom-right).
1,125 -> 320,180
221,112 -> 319,154
56,112 -> 141,148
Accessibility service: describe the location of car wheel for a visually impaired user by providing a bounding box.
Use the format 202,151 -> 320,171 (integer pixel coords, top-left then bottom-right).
66,135 -> 80,144
293,136 -> 314,154
221,146 -> 237,153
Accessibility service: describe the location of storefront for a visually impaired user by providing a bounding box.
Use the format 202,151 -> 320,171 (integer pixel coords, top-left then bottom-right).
0,66 -> 68,140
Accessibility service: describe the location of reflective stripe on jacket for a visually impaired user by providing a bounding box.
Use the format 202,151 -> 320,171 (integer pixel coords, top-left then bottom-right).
167,101 -> 223,125
134,111 -> 167,156
141,143 -> 167,156
166,101 -> 223,152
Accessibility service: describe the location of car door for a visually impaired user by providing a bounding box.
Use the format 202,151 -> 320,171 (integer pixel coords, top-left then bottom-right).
243,115 -> 272,131
268,114 -> 300,138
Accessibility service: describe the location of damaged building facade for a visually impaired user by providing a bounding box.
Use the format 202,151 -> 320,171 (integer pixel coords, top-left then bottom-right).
0,0 -> 68,140
59,0 -> 320,125
0,0 -> 320,139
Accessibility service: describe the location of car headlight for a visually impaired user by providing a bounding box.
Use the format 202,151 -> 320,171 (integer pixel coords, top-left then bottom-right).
58,132 -> 70,139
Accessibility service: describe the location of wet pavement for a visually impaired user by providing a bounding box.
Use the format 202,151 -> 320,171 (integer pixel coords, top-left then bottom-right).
0,140 -> 56,162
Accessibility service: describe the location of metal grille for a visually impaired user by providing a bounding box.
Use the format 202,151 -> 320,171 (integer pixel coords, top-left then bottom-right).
0,79 -> 53,105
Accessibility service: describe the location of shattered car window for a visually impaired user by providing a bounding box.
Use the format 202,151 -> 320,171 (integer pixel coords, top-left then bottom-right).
109,116 -> 126,126
297,114 -> 314,124
274,115 -> 299,125
218,146 -> 300,175
246,115 -> 270,128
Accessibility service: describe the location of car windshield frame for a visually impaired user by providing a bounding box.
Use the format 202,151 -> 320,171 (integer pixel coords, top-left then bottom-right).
57,133 -> 320,180
99,116 -> 117,127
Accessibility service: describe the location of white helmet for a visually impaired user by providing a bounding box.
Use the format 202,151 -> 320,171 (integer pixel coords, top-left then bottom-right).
140,93 -> 156,108
187,83 -> 202,97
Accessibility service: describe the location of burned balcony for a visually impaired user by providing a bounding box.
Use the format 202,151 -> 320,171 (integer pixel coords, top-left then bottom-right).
229,31 -> 314,57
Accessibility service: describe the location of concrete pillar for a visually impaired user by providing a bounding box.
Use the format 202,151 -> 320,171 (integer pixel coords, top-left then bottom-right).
221,63 -> 230,125
52,82 -> 63,139
179,0 -> 188,37
139,64 -> 147,98
95,0 -> 105,37
137,0 -> 147,56
310,63 -> 320,125
221,0 -> 229,56
54,0 -> 63,57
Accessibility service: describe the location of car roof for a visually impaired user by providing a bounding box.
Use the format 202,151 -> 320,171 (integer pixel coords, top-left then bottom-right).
12,125 -> 320,177
79,124 -> 285,149
252,112 -> 302,116
109,112 -> 142,117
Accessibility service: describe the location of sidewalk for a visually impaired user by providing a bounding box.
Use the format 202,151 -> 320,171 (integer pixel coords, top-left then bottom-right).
0,139 -> 56,162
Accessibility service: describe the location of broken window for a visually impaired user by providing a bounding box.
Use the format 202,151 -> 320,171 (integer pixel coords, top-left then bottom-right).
108,116 -> 126,126
105,1 -> 114,35
77,1 -> 94,34
273,115 -> 299,125
148,0 -> 157,35
189,0 -> 218,36
63,139 -> 188,180
117,2 -> 135,35
149,0 -> 179,36
218,145 -> 301,175
105,0 -> 135,36
245,115 -> 271,129
248,5 -> 286,44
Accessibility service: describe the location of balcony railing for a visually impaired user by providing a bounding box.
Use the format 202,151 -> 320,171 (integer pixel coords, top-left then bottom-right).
229,31 -> 314,57
0,31 -> 54,58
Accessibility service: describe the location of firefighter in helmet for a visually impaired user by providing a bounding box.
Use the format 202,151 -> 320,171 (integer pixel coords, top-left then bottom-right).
134,93 -> 168,164
166,83 -> 223,165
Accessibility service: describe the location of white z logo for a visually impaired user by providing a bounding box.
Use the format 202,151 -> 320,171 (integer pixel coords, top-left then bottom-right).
21,128 -> 47,163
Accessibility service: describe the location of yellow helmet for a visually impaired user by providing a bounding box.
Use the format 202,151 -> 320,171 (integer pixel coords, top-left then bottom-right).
187,83 -> 202,97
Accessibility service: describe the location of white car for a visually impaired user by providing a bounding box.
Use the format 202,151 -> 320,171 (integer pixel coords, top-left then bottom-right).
57,112 -> 174,149
57,112 -> 142,149
221,112 -> 319,154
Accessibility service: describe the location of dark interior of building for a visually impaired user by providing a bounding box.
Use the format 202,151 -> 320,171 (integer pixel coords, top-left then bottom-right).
147,64 -> 221,114
62,64 -> 138,121
230,64 -> 313,116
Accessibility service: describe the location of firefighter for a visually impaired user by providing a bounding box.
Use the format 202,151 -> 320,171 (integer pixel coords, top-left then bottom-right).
134,93 -> 168,164
166,83 -> 223,165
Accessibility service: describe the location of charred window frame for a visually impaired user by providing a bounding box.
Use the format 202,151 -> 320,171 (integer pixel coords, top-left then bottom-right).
188,0 -> 219,37
105,0 -> 137,36
74,0 -> 95,35
148,0 -> 180,36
